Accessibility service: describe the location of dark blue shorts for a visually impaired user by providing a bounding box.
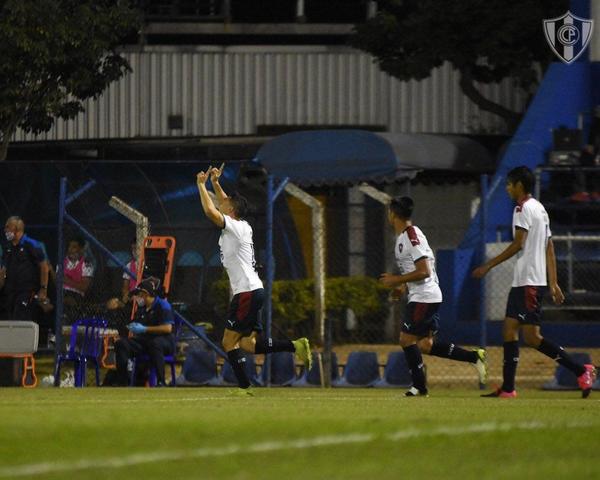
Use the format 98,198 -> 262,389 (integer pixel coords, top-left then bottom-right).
402,302 -> 440,337
226,288 -> 265,335
505,286 -> 545,325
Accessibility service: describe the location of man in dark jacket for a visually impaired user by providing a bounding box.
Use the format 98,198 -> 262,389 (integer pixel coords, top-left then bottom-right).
114,277 -> 175,386
0,216 -> 49,320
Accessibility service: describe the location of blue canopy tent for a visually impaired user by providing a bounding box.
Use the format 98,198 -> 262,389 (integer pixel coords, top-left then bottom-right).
254,129 -> 493,184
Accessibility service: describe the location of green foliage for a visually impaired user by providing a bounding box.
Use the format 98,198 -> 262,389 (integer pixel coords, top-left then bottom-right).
209,276 -> 389,328
0,0 -> 140,159
324,277 -> 389,318
350,0 -> 569,128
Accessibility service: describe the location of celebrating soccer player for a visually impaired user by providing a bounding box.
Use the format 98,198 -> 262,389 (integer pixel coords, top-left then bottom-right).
196,165 -> 311,395
473,166 -> 596,398
380,196 -> 487,396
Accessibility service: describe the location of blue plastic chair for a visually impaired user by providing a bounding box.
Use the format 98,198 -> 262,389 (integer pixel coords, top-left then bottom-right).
180,349 -> 218,385
130,316 -> 182,387
334,351 -> 380,387
55,318 -> 108,387
262,351 -> 297,386
375,351 -> 412,388
292,352 -> 339,387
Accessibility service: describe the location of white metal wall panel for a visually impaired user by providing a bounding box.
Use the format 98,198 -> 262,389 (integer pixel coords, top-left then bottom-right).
14,46 -> 528,142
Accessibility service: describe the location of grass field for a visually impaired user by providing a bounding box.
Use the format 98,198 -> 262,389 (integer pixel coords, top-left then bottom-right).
0,388 -> 598,480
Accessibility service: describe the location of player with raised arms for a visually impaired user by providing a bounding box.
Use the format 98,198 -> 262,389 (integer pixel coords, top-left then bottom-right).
196,164 -> 311,395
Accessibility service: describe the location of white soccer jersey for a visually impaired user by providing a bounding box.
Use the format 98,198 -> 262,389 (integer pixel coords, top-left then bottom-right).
395,225 -> 442,303
512,196 -> 551,287
219,215 -> 263,295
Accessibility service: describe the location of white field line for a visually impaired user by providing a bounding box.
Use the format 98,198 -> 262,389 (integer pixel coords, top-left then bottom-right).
0,421 -> 593,478
0,394 -> 598,406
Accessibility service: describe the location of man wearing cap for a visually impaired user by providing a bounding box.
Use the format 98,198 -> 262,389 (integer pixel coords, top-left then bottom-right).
113,277 -> 175,386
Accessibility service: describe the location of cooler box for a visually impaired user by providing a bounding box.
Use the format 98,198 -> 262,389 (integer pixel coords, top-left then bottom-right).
0,321 -> 39,387
0,321 -> 39,354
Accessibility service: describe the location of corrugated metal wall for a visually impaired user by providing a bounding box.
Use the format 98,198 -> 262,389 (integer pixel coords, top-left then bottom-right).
14,46 -> 527,142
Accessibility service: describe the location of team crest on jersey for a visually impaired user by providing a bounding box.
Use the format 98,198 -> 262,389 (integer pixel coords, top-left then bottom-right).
398,243 -> 403,254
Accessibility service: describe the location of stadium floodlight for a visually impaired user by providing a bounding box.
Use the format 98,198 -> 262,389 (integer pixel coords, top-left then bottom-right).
108,196 -> 150,267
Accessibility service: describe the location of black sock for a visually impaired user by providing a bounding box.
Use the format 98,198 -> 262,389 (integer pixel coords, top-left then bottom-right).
254,338 -> 295,354
537,339 -> 586,376
227,349 -> 251,389
501,341 -> 519,392
429,342 -> 479,363
403,344 -> 427,393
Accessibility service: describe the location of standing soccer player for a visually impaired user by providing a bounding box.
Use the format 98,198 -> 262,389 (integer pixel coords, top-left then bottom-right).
380,196 -> 487,396
473,166 -> 596,398
196,165 -> 311,395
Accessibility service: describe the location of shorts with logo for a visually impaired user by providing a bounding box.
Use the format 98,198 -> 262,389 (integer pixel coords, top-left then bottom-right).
402,302 -> 441,337
226,288 -> 265,335
505,286 -> 545,325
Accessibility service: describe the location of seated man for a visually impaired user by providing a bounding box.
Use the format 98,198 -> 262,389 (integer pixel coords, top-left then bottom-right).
114,277 -> 175,386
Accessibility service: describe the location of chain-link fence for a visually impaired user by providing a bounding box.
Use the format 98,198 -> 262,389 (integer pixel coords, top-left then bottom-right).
268,175 -> 600,390
275,180 -> 489,389
1,161 -> 599,389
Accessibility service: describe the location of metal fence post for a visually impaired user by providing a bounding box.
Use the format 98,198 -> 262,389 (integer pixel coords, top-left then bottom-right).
479,174 -> 489,354
264,175 -> 289,387
53,177 -> 67,386
264,175 -> 274,387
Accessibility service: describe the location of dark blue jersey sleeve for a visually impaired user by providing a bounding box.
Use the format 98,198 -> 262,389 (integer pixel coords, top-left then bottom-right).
157,298 -> 175,325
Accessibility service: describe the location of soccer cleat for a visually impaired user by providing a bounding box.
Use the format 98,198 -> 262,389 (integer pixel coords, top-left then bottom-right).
577,364 -> 596,398
481,387 -> 517,398
229,387 -> 255,397
404,387 -> 428,397
473,348 -> 488,385
293,337 -> 312,371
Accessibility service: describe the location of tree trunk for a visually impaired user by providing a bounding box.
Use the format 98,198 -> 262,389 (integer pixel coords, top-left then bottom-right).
0,133 -> 10,162
459,69 -> 523,133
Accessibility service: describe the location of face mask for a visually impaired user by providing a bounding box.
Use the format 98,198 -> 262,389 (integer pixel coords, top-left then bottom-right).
5,231 -> 15,242
135,297 -> 145,307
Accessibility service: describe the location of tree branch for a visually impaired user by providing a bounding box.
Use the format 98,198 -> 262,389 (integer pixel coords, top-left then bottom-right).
459,68 -> 522,132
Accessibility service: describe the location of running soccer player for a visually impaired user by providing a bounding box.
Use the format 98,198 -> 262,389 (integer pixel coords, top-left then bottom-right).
473,166 -> 596,398
196,165 -> 311,395
380,196 -> 487,397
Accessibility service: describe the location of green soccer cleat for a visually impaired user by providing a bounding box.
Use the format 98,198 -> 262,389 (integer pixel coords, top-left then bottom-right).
473,348 -> 488,386
228,387 -> 255,397
293,337 -> 312,371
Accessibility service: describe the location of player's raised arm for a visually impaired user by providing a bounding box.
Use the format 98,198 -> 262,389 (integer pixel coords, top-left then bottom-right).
472,227 -> 527,278
210,163 -> 228,205
546,238 -> 564,305
197,169 -> 225,228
